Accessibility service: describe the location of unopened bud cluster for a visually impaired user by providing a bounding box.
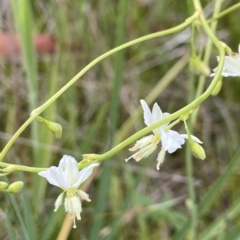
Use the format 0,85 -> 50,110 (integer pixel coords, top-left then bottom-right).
0,181 -> 24,193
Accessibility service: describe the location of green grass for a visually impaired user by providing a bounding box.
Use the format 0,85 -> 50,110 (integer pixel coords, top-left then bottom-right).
1,0 -> 240,239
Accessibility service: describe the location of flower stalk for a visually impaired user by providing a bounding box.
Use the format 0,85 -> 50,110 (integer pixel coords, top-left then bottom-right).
0,12 -> 199,163
0,5 -> 225,173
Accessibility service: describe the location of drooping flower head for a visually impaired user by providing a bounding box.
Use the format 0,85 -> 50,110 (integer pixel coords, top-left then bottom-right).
39,155 -> 99,228
211,44 -> 240,77
126,100 -> 202,170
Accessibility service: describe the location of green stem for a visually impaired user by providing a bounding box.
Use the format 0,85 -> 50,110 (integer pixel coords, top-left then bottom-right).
79,43 -> 225,169
187,8 -> 197,237
0,38 -> 224,175
90,1 -> 127,238
184,120 -> 197,239
10,0 -> 39,160
191,0 -> 222,124
207,3 -> 240,24
0,12 -> 198,163
165,118 -> 180,131
115,54 -> 189,143
0,5 -> 226,174
190,24 -> 196,57
0,161 -> 46,173
77,0 -> 226,169
184,120 -> 194,144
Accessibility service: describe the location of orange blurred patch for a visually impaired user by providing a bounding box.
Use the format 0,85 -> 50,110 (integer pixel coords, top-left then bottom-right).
0,34 -> 56,57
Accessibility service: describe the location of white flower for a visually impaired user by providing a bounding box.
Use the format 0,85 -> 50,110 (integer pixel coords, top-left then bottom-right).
211,44 -> 240,77
125,100 -> 202,170
38,155 -> 99,228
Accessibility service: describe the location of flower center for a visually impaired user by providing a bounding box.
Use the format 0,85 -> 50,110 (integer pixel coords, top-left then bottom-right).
153,134 -> 160,145
65,190 -> 82,228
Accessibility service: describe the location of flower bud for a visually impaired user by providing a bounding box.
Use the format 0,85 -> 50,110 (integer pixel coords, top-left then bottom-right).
3,165 -> 19,173
7,181 -> 24,193
38,117 -> 62,139
185,198 -> 195,211
0,181 -> 8,190
190,142 -> 206,160
190,56 -> 210,76
211,77 -> 223,96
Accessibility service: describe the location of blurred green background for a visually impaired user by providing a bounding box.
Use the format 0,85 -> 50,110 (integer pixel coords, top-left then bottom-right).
0,0 -> 240,239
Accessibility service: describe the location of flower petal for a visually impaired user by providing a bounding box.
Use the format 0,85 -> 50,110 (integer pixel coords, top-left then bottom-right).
179,134 -> 203,144
221,71 -> 240,77
152,103 -> 163,123
161,129 -> 185,153
211,53 -> 240,77
161,112 -> 170,129
140,99 -> 152,126
63,158 -> 81,188
38,166 -> 69,189
222,56 -> 240,73
59,155 -> 75,167
74,163 -> 99,187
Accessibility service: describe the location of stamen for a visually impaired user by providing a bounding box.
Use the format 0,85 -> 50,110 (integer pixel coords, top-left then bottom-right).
132,143 -> 158,162
125,155 -> 133,162
54,193 -> 64,212
73,218 -> 77,228
156,148 -> 166,170
64,193 -> 82,228
78,190 -> 91,202
129,135 -> 154,151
